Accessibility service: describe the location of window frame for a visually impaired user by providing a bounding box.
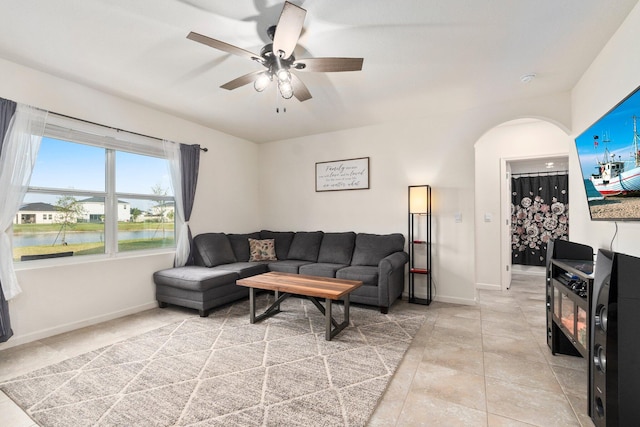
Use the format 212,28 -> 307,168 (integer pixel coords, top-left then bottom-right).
15,114 -> 176,265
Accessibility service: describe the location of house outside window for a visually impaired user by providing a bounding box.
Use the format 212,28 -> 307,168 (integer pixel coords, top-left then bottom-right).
13,115 -> 175,262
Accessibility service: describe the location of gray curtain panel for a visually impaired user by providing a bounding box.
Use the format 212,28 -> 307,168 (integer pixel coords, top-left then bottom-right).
179,143 -> 201,266
0,97 -> 17,343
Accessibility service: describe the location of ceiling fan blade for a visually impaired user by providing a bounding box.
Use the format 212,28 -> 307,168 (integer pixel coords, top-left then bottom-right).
272,1 -> 306,59
291,73 -> 312,102
294,57 -> 364,72
220,70 -> 264,90
187,31 -> 261,61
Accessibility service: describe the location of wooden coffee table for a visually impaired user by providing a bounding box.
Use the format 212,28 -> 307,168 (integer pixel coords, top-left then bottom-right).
236,272 -> 362,340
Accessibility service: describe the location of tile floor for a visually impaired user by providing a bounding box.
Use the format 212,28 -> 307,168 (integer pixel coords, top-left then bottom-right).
0,271 -> 593,427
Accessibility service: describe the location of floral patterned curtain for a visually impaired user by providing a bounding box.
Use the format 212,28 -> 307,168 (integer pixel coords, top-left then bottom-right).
511,174 -> 569,266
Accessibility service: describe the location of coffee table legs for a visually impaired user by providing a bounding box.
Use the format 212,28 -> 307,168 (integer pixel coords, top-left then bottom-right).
326,299 -> 332,341
249,288 -> 288,324
248,288 -> 351,340
329,294 -> 350,341
308,295 -> 351,340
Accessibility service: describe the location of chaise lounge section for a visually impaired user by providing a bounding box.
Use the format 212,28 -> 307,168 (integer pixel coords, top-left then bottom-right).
153,230 -> 408,316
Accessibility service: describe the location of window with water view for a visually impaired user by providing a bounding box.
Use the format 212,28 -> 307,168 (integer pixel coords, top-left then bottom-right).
14,122 -> 175,262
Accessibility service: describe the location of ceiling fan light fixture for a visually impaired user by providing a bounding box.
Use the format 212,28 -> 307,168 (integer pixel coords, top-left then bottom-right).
187,1 -> 362,104
254,73 -> 272,92
278,80 -> 294,99
276,67 -> 290,82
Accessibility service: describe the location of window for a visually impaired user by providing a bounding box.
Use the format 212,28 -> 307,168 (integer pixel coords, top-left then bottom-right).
14,115 -> 175,262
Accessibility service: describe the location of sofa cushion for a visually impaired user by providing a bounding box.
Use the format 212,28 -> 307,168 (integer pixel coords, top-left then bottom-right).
287,231 -> 324,262
210,262 -> 269,278
299,262 -> 349,278
153,266 -> 239,292
260,230 -> 295,260
227,232 -> 261,261
268,260 -> 313,274
193,233 -> 236,267
248,238 -> 277,261
336,265 -> 379,287
351,233 -> 405,266
317,232 -> 356,264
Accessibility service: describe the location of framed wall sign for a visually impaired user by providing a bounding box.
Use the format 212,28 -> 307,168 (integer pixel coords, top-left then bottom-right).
315,157 -> 370,192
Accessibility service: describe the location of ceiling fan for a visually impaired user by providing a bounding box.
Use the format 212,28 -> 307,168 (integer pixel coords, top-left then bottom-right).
187,1 -> 364,102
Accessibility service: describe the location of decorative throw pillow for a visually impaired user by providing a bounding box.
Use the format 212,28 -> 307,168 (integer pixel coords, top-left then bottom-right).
248,238 -> 277,261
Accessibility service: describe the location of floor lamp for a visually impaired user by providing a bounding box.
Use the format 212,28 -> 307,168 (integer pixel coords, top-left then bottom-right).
408,185 -> 432,305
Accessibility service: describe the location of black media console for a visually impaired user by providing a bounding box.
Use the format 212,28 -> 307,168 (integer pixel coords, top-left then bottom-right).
548,259 -> 594,358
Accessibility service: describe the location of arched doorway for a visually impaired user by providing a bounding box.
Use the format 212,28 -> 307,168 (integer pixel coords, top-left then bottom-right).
474,118 -> 572,291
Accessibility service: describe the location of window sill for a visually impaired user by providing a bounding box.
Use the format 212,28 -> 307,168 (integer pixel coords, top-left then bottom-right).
13,248 -> 176,271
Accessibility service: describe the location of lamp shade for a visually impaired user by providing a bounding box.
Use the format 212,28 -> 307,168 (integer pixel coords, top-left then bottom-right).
409,185 -> 430,214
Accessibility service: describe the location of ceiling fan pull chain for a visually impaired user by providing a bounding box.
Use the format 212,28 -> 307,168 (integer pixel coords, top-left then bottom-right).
275,86 -> 282,114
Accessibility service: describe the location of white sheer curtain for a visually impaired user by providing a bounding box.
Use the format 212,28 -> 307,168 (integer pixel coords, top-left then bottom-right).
163,140 -> 188,266
0,105 -> 48,299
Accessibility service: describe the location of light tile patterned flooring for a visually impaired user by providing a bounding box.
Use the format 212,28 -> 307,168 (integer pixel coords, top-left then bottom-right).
0,272 -> 592,426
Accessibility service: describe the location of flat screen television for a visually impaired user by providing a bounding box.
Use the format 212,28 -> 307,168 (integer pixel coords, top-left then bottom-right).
575,85 -> 640,221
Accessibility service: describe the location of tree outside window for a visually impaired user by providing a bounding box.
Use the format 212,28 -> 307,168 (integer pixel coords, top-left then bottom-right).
53,195 -> 86,246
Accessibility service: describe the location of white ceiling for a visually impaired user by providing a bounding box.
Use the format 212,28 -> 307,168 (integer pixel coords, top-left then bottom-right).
0,0 -> 637,143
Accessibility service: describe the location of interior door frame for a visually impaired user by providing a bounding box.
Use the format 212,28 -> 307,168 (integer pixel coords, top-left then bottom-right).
500,158 -> 512,290
500,154 -> 569,291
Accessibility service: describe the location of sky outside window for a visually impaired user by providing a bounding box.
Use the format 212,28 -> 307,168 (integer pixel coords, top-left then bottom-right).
29,138 -> 105,191
116,151 -> 172,196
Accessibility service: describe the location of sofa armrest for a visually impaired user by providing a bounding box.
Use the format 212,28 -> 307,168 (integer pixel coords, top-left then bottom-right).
377,251 -> 409,309
379,251 -> 409,272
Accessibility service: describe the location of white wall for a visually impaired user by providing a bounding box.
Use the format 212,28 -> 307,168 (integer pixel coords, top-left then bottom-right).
0,58 -> 260,348
258,92 -> 572,305
571,2 -> 640,258
474,119 -> 572,290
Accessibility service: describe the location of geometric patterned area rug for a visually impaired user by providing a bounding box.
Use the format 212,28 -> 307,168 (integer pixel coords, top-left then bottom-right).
0,294 -> 425,427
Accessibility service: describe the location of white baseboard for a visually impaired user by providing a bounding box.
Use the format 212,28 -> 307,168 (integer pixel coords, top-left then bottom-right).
0,302 -> 158,350
476,282 -> 501,291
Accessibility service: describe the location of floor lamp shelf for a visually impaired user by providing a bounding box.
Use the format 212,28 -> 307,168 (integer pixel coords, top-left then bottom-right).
408,185 -> 432,305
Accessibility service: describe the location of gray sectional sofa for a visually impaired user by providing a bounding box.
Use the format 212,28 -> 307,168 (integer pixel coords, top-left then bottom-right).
153,230 -> 408,317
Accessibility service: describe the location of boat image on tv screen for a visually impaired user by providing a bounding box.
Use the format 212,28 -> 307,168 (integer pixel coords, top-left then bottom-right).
575,85 -> 640,221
